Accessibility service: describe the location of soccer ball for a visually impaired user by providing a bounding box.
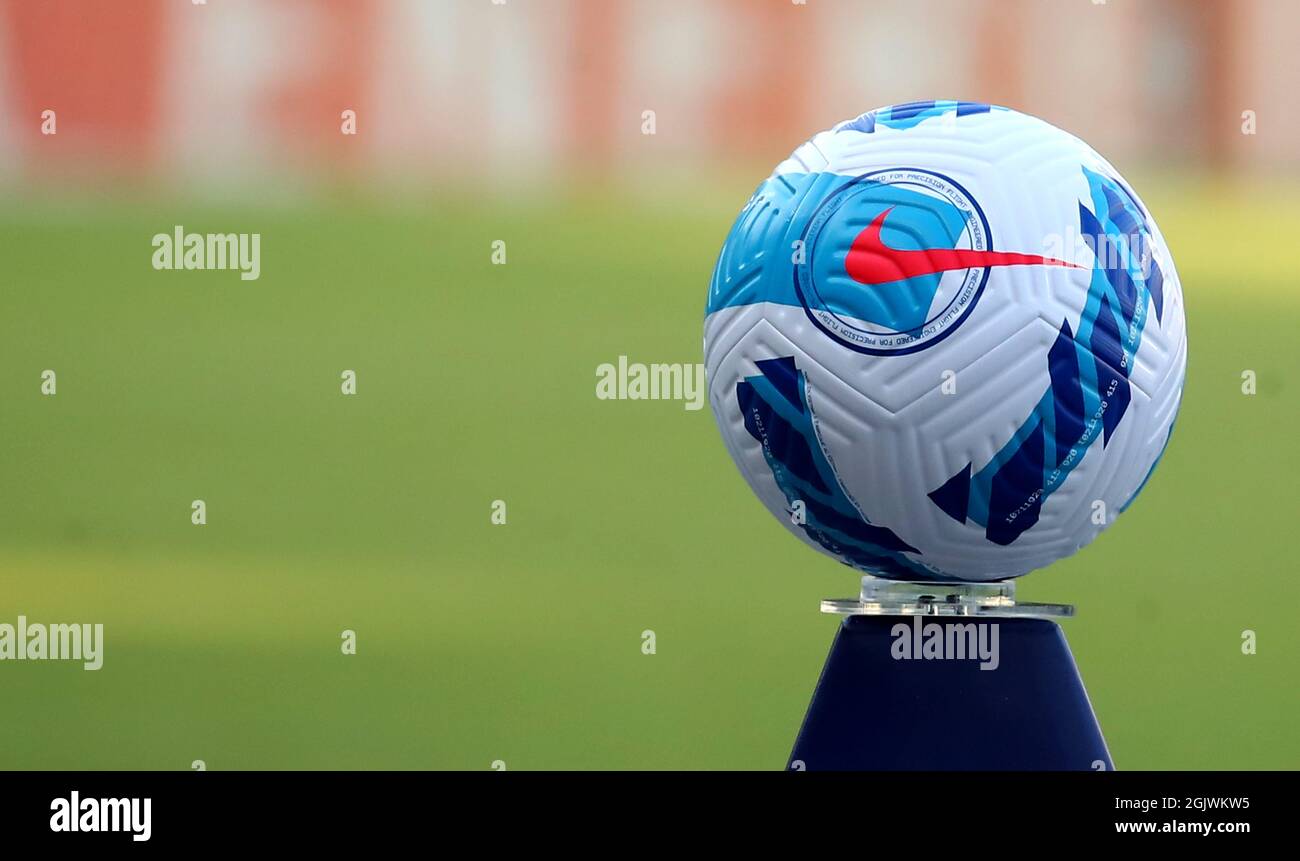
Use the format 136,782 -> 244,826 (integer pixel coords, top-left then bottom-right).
704,102 -> 1186,582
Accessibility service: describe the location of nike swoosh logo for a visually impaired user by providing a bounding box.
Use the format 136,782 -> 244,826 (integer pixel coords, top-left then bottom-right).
845,206 -> 1083,285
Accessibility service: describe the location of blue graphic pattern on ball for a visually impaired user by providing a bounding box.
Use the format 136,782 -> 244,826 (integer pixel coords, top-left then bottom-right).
735,357 -> 946,580
928,167 -> 1169,544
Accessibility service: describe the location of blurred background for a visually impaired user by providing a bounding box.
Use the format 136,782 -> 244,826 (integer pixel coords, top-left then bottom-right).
0,0 -> 1296,769
1,0 -> 1297,184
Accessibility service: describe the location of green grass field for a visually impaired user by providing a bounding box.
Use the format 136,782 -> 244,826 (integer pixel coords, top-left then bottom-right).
0,176 -> 1296,769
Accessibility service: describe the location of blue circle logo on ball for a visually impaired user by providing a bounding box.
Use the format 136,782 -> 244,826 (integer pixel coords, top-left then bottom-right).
795,168 -> 1007,356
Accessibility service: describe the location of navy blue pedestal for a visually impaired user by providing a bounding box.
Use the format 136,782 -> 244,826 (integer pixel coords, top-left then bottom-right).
788,615 -> 1112,770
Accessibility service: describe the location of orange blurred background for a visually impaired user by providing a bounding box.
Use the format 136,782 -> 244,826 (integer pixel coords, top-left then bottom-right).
0,0 -> 1295,188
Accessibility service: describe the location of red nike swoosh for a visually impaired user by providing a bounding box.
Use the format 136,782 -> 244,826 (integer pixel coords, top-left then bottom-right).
845,206 -> 1083,285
